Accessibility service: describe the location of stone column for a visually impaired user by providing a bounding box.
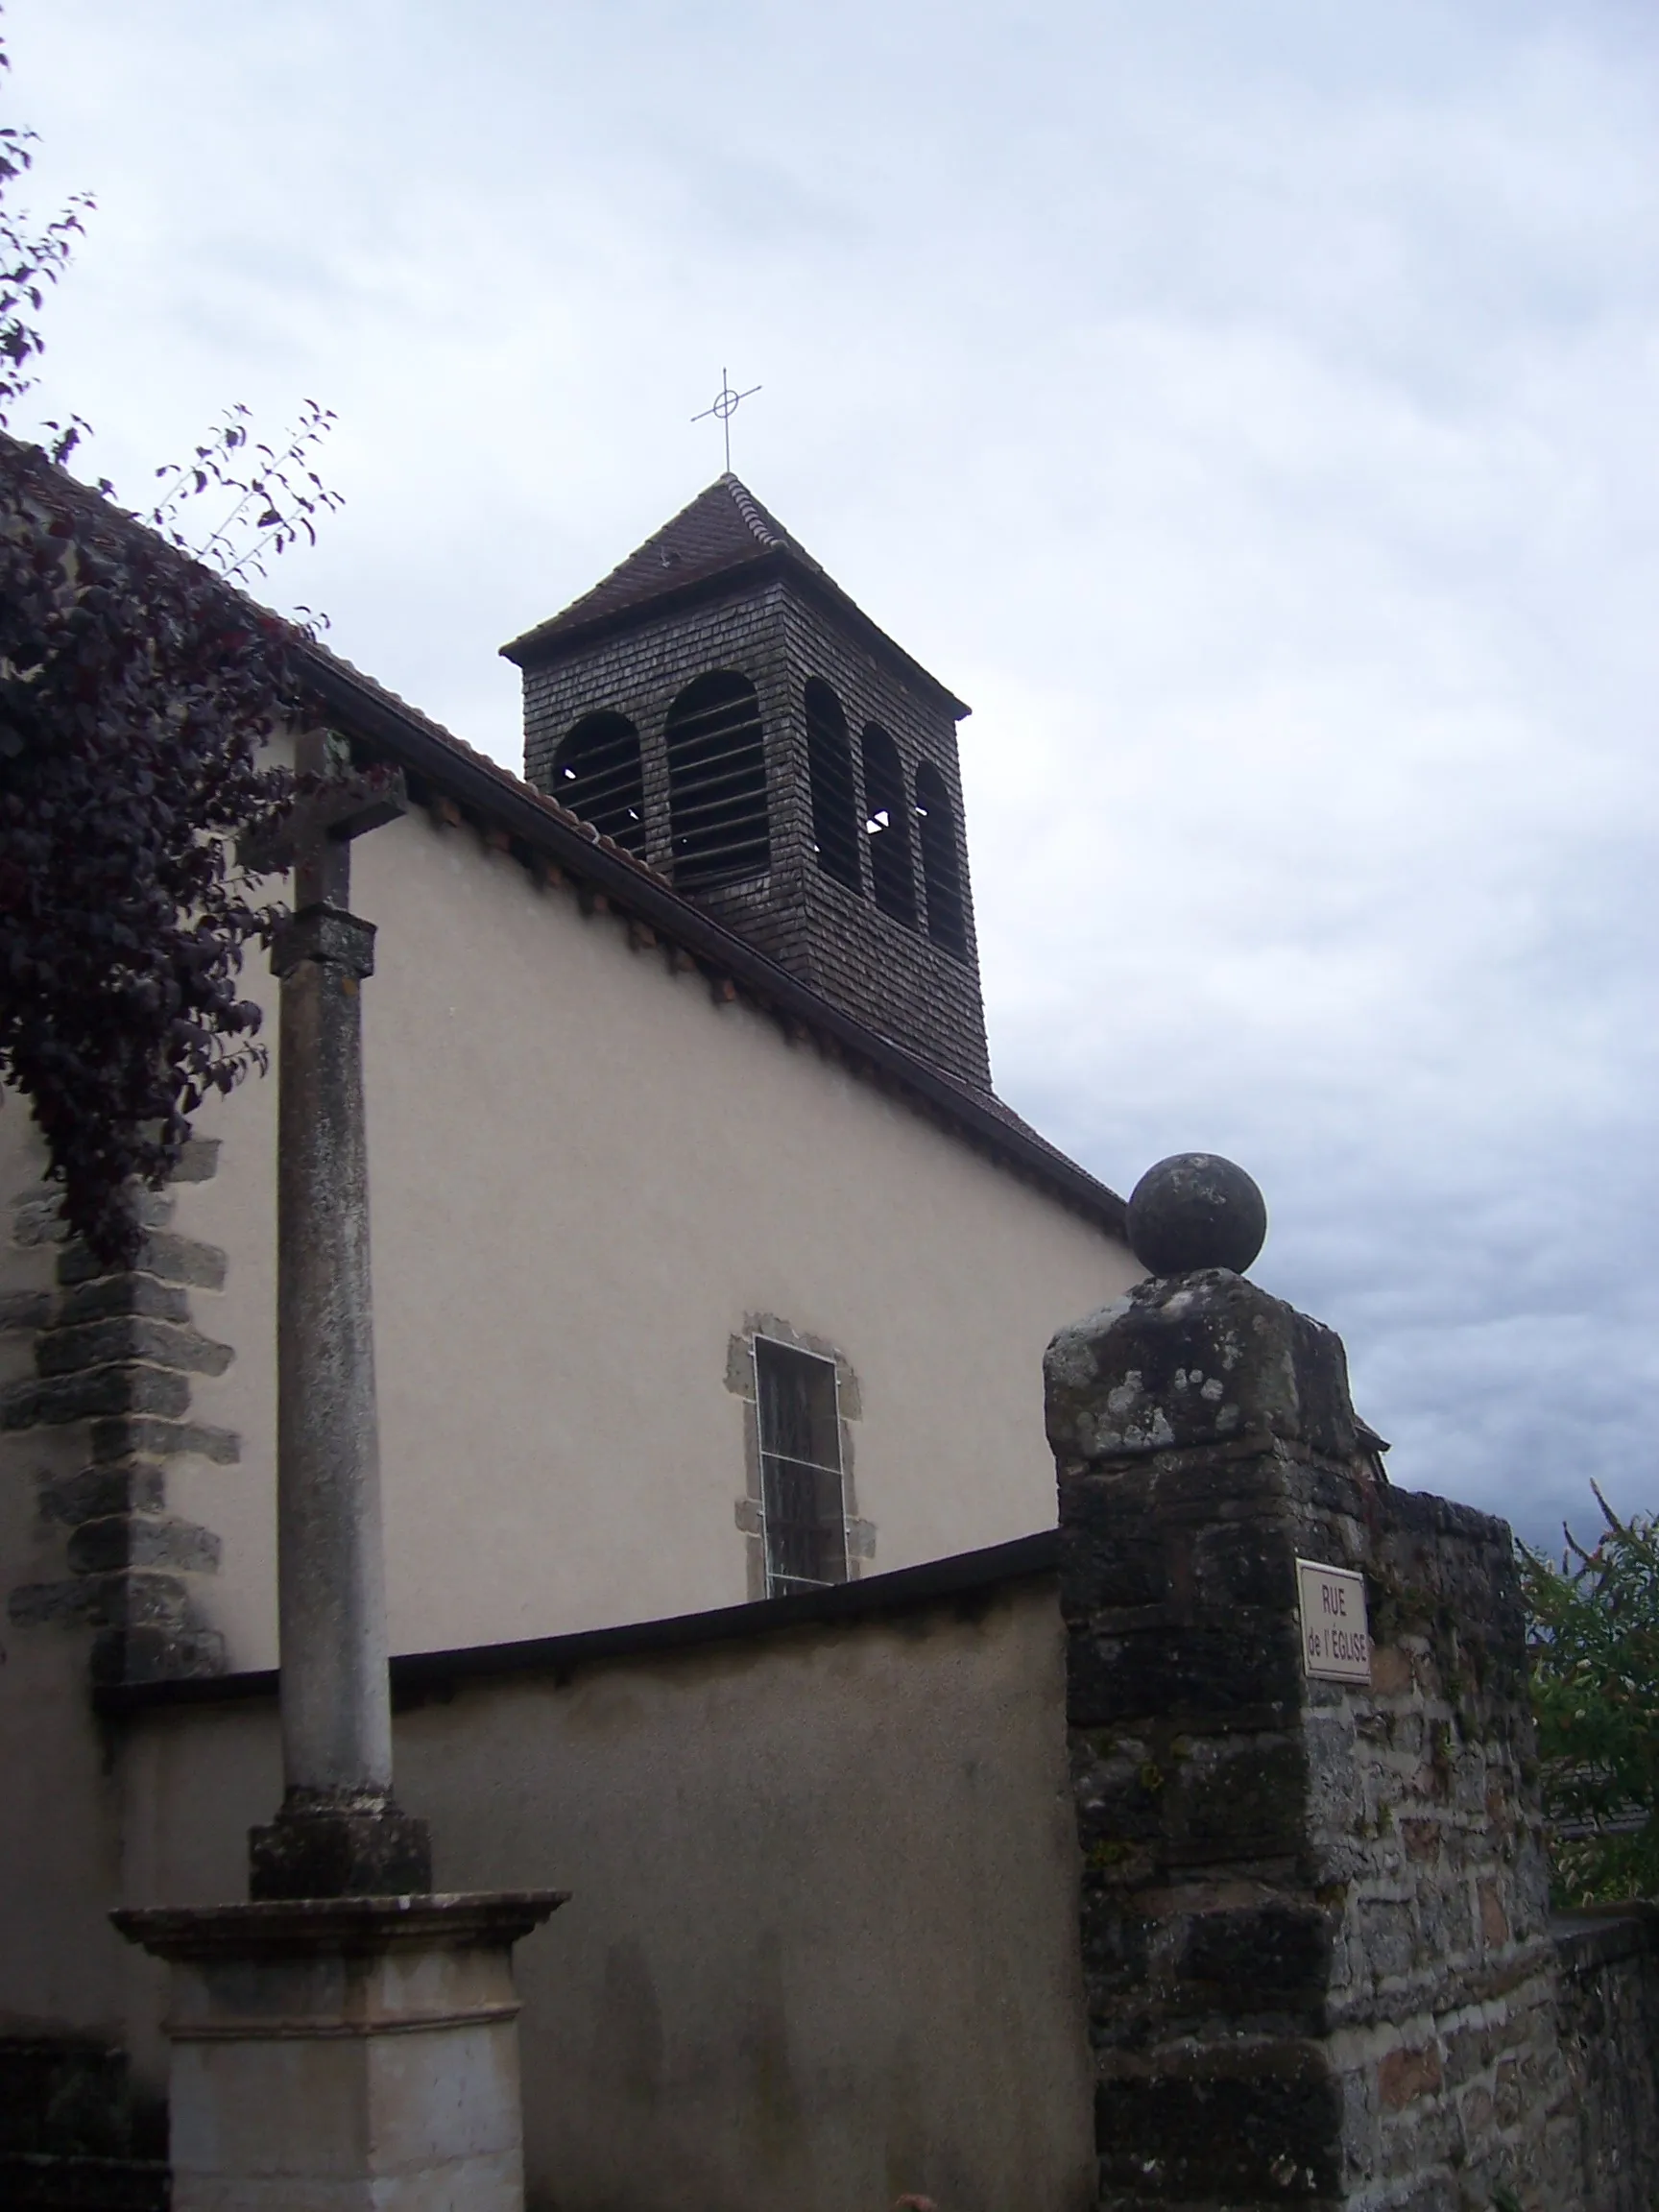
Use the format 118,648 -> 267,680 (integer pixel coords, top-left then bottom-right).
117,758 -> 564,2212
248,897 -> 429,1899
1047,1154 -> 1579,2212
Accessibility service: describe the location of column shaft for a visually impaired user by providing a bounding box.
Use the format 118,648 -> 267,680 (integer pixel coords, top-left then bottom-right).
275,903 -> 392,1799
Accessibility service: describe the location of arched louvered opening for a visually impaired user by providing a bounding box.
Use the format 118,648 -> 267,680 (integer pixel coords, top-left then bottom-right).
914,760 -> 968,958
804,678 -> 860,891
861,724 -> 916,926
666,671 -> 770,888
551,711 -> 646,856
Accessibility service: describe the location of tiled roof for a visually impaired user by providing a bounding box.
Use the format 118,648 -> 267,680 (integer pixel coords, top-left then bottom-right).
502,475 -> 821,660
500,475 -> 970,719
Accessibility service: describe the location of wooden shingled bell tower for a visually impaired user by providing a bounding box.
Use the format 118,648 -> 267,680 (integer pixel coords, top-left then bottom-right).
501,476 -> 992,1093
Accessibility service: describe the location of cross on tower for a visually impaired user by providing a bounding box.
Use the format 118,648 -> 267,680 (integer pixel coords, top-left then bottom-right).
692,367 -> 761,473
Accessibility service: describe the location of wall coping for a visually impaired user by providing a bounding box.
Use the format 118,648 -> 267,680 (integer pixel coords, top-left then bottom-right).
1551,1903 -> 1659,1975
94,1531 -> 1062,1719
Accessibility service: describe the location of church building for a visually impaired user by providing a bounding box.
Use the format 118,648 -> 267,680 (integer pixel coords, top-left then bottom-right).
3,469 -> 1138,1676
0,472 -> 1140,2197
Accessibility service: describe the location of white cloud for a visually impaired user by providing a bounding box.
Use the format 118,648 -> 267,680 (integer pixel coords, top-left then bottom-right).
10,0 -> 1659,1547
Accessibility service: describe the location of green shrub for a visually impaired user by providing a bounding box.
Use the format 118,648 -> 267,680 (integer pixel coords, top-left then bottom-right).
1520,1487 -> 1659,1906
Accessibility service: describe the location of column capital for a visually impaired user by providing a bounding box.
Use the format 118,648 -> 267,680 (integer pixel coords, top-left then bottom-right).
271,902 -> 377,983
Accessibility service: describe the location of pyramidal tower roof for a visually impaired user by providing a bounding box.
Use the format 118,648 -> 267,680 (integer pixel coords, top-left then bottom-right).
502,475 -> 967,718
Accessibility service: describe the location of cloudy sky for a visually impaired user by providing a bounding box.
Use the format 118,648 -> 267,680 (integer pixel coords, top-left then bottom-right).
11,0 -> 1659,1547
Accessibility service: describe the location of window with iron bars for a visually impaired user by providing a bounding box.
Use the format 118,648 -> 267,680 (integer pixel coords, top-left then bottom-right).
754,1335 -> 848,1597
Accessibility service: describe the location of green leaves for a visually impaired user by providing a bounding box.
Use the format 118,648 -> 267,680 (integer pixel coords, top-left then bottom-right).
1522,1485 -> 1659,1906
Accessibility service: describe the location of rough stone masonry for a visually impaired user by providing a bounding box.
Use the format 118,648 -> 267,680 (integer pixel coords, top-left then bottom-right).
1046,1162 -> 1584,2212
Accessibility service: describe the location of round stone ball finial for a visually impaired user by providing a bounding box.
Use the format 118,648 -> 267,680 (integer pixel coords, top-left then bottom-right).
1126,1153 -> 1267,1277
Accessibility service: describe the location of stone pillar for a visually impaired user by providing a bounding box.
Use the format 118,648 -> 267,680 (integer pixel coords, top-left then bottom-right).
112,1895 -> 565,2212
1046,1154 -> 1579,2212
247,899 -> 429,1900
117,758 -> 564,2211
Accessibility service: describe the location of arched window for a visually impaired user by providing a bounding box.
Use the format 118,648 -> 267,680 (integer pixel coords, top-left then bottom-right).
665,671 -> 770,888
551,711 -> 646,857
804,679 -> 860,891
860,724 -> 916,926
914,761 -> 968,958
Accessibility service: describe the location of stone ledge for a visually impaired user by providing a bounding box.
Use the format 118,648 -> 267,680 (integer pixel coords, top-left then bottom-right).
1,1362 -> 192,1431
36,1316 -> 231,1379
90,1415 -> 240,1467
1552,1904 -> 1659,1976
115,1890 -> 568,1960
40,1462 -> 168,1527
92,1623 -> 224,1686
57,1231 -> 227,1293
97,1533 -> 1065,1716
10,1567 -> 197,1630
58,1275 -> 191,1327
67,1512 -> 222,1576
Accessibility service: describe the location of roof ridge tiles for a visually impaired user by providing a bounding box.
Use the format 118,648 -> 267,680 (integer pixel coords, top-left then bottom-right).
720,472 -> 817,563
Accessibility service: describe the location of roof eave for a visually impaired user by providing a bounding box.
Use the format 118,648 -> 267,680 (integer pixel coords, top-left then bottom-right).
498,547 -> 783,666
299,645 -> 1118,1238
500,545 -> 971,722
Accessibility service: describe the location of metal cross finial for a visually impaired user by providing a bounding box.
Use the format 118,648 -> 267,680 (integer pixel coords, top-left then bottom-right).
692,367 -> 761,473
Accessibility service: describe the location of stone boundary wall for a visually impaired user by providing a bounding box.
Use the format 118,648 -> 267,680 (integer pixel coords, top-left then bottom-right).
1552,1907 -> 1659,2212
13,1493 -> 1659,2212
1046,1268 -> 1583,2211
112,1543 -> 1094,2212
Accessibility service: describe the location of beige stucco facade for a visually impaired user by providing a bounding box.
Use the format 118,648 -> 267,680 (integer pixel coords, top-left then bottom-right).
0,775 -> 1132,2077
4,796 -> 1133,1672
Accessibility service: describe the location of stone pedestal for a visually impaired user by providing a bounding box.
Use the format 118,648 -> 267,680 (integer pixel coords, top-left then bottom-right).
114,1892 -> 565,2212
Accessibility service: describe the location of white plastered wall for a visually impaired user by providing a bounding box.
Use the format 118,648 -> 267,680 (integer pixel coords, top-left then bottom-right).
40,805 -> 1140,1670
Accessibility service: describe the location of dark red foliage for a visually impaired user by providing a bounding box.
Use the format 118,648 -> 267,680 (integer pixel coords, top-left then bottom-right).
0,440 -> 297,1264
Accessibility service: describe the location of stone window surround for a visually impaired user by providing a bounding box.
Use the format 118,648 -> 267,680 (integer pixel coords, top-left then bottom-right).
726,1313 -> 874,1602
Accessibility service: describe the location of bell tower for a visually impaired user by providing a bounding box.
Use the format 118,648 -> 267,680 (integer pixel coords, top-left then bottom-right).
502,476 -> 991,1092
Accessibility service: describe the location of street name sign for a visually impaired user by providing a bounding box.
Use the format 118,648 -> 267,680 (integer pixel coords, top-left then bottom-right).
1296,1558 -> 1372,1684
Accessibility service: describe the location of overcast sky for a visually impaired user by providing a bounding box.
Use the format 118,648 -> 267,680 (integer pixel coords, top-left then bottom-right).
12,0 -> 1659,1548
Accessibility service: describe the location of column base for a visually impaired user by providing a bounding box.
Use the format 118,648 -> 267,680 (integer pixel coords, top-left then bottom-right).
248,1796 -> 433,1898
114,1892 -> 565,2212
